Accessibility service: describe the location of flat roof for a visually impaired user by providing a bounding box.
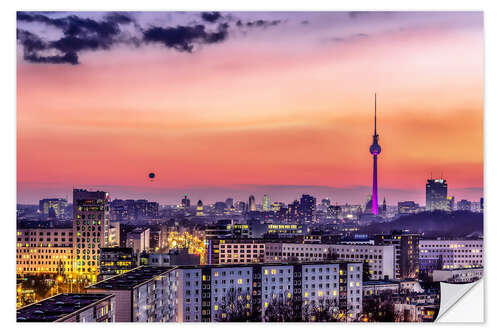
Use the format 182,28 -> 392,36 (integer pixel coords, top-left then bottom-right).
17,293 -> 112,322
88,261 -> 363,290
88,266 -> 175,290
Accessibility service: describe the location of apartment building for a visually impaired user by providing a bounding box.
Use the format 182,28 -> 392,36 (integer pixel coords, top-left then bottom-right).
17,293 -> 115,322
88,261 -> 363,322
16,227 -> 74,275
418,239 -> 483,275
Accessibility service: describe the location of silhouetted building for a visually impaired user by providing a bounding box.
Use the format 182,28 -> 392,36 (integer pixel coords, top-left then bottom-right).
456,199 -> 472,211
398,201 -> 419,215
299,194 -> 316,223
425,178 -> 448,211
287,200 -> 300,223
181,194 -> 190,208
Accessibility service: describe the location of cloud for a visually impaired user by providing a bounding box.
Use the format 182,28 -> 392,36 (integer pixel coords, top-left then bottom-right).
17,12 -> 137,64
328,33 -> 370,44
201,11 -> 222,23
143,23 -> 229,52
17,12 -> 284,65
236,19 -> 282,28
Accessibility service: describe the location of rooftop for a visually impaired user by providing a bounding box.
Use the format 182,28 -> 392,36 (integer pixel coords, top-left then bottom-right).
17,293 -> 112,322
88,261 -> 364,290
88,266 -> 174,290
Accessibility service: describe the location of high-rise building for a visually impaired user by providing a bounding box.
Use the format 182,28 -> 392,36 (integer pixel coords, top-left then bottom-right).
73,189 -> 111,280
262,194 -> 271,211
287,200 -> 300,224
248,195 -> 256,212
39,198 -> 67,219
375,231 -> 421,279
299,194 -> 316,223
225,198 -> 234,209
425,179 -> 448,211
369,94 -> 382,215
181,194 -> 190,209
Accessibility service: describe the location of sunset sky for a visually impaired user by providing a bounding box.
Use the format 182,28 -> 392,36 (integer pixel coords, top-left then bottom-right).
16,11 -> 483,205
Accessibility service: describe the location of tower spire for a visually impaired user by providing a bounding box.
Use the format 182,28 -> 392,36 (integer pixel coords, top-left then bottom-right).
374,93 -> 377,135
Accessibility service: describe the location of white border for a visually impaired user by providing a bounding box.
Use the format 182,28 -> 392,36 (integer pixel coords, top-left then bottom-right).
2,0 -> 499,332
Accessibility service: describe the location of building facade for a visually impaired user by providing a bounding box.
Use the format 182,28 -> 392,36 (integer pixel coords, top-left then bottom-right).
16,227 -> 74,275
73,189 -> 111,279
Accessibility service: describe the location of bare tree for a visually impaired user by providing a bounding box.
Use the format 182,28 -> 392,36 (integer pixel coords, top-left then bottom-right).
263,294 -> 295,322
215,289 -> 260,322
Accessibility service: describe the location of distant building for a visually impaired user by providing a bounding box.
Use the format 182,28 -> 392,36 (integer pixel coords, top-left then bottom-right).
262,194 -> 271,211
299,194 -> 316,223
456,199 -> 472,211
214,201 -> 227,214
425,178 -> 448,211
126,227 -> 150,254
108,221 -> 120,247
398,201 -> 419,215
99,247 -> 137,280
419,239 -> 483,275
196,200 -> 204,216
181,194 -> 190,208
432,267 -> 483,283
17,293 -> 115,322
143,248 -> 200,266
225,198 -> 233,209
248,195 -> 256,211
39,198 -> 67,219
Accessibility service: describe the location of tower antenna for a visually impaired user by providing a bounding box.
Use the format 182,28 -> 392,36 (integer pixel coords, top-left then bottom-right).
374,93 -> 377,135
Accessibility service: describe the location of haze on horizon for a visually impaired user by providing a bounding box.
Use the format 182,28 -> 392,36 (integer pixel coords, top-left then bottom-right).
16,11 -> 483,206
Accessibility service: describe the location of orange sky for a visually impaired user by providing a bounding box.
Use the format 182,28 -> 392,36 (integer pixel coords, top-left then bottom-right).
16,12 -> 483,204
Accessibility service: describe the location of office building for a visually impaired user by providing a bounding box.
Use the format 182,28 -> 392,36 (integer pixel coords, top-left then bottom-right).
299,194 -> 316,223
262,195 -> 271,211
419,239 -> 483,275
16,227 -> 74,275
397,201 -> 420,215
196,200 -> 204,216
73,189 -> 111,279
425,179 -> 448,211
39,198 -> 67,219
375,231 -> 420,279
99,247 -> 137,280
126,227 -> 150,255
432,267 -> 483,283
249,195 -> 256,212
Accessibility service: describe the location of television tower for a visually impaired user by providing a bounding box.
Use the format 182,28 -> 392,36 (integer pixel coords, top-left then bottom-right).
369,93 -> 381,215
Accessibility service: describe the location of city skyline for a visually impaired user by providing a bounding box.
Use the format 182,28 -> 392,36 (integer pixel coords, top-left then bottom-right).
17,11 -> 483,205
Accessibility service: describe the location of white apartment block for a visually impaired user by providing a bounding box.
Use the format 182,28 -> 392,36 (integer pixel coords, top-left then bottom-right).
16,227 -> 75,274
218,241 -> 265,264
263,242 -> 395,280
88,262 -> 363,322
419,239 -> 483,273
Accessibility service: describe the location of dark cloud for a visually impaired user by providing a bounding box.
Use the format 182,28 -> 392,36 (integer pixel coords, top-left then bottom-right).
17,12 -> 282,65
143,23 -> 229,52
245,19 -> 281,28
17,11 -> 138,64
201,11 -> 221,23
329,33 -> 370,44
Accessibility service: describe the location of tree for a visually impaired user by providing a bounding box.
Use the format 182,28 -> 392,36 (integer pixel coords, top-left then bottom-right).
302,298 -> 344,322
263,294 -> 295,322
215,289 -> 260,322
